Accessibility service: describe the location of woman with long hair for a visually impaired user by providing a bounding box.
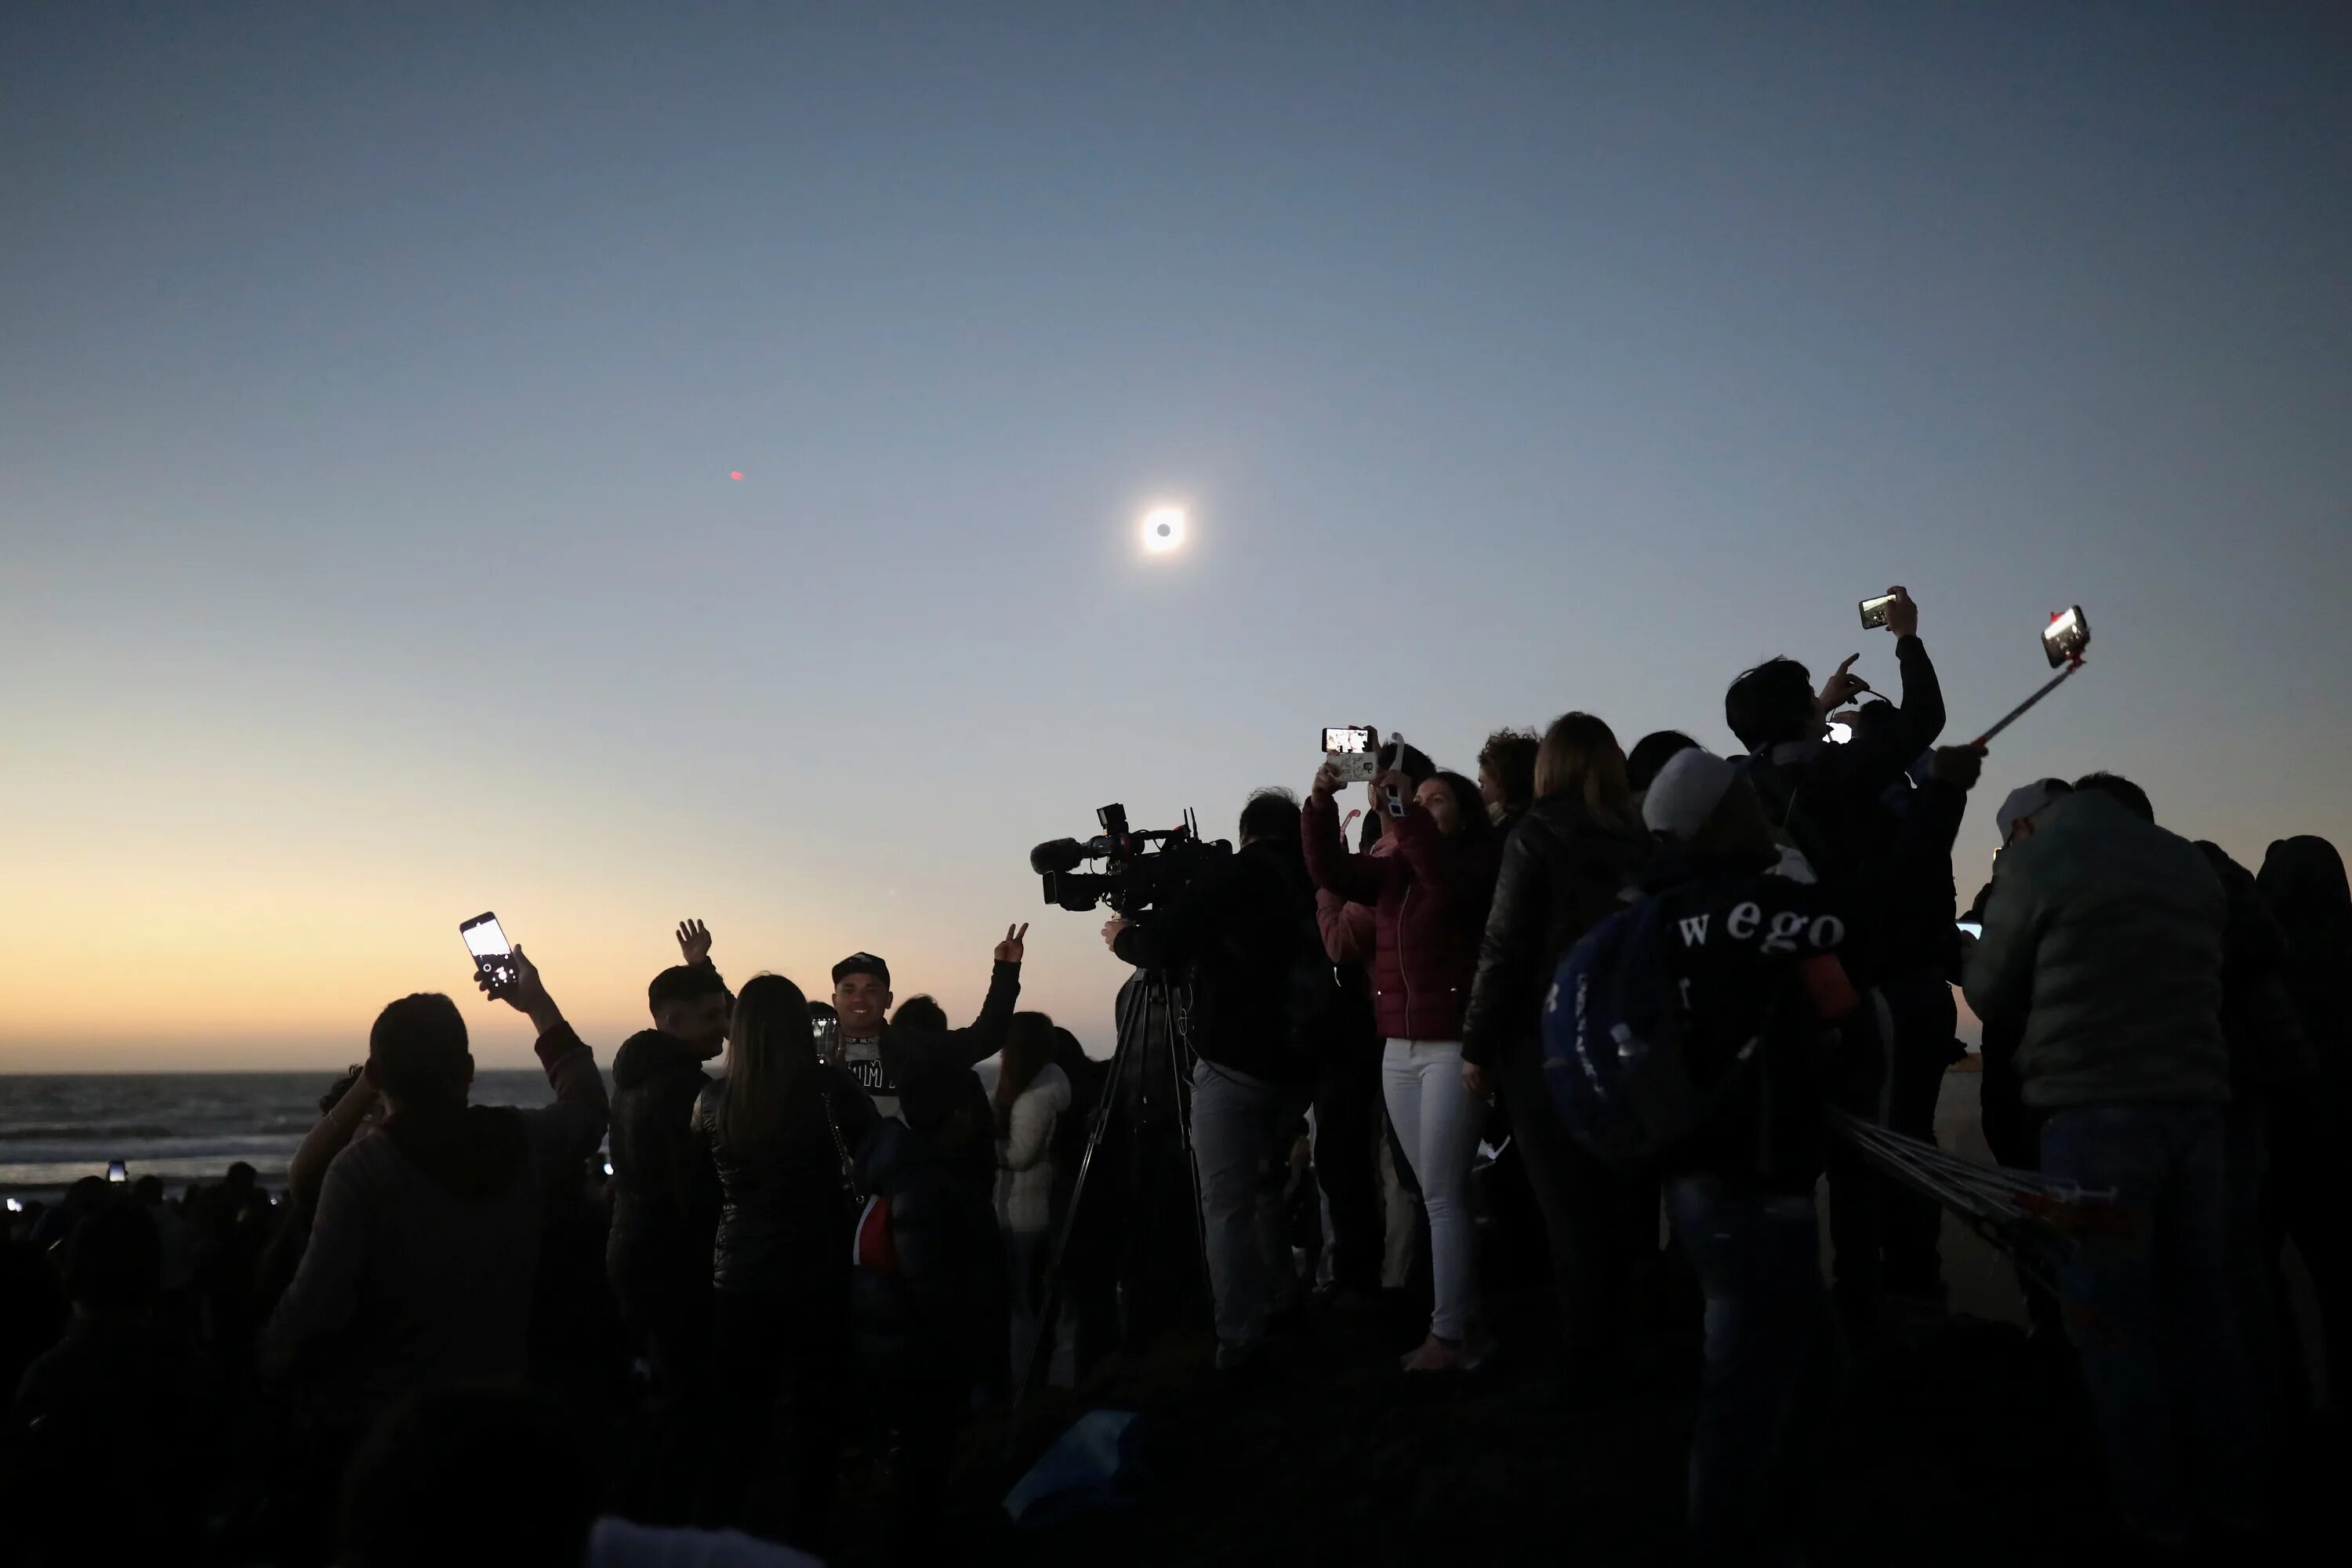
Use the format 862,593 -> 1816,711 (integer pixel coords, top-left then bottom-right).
993,1011 -> 1073,1388
1304,760 -> 1502,1372
690,973 -> 877,1548
1463,711 -> 1655,1370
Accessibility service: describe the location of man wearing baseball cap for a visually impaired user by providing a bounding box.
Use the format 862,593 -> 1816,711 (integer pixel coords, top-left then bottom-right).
830,928 -> 1028,1124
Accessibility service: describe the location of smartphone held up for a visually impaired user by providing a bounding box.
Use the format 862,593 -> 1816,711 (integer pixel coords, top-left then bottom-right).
1859,593 -> 1898,630
2042,604 -> 2089,668
1321,726 -> 1377,784
460,912 -> 518,998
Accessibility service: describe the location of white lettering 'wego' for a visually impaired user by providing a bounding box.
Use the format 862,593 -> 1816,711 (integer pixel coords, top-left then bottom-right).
1761,910 -> 1808,954
1809,914 -> 1846,949
1725,902 -> 1762,940
1677,914 -> 1712,946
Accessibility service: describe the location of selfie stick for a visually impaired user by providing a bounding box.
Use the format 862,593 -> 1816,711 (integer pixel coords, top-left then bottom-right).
1972,655 -> 2085,749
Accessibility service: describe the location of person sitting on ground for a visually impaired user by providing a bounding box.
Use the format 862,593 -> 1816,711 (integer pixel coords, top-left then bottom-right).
993,1011 -> 1073,1388
1639,747 -> 1864,1565
1478,727 -> 1541,833
1965,771 -> 2259,1552
853,1060 -> 1007,1564
691,974 -> 879,1548
12,1199 -> 225,1563
257,947 -> 610,1421
1463,712 -> 1653,1373
828,931 -> 1027,1123
1304,764 -> 1503,1373
607,919 -> 731,1414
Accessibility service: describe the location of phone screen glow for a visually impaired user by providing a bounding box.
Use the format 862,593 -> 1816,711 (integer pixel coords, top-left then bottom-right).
463,918 -> 512,959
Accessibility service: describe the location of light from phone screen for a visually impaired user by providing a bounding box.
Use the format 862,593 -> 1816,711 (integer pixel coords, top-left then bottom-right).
1826,721 -> 1853,746
1957,920 -> 1984,938
1323,728 -> 1370,754
464,920 -> 512,960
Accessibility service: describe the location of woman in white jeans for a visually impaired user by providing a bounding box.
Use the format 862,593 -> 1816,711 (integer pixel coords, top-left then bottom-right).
1303,762 -> 1502,1371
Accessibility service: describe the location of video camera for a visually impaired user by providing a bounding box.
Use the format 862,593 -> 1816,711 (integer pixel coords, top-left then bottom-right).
1031,803 -> 1232,916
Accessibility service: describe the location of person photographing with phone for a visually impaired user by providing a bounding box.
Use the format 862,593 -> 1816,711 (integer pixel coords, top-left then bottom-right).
1303,753 -> 1502,1372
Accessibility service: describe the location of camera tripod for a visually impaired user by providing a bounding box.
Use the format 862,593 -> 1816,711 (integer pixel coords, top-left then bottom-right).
1014,960 -> 1208,1406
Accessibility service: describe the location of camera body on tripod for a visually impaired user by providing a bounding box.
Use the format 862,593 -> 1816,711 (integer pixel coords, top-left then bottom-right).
1030,803 -> 1232,916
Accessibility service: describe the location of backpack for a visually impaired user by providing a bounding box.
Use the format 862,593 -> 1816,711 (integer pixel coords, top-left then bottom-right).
1539,895 -> 1703,1163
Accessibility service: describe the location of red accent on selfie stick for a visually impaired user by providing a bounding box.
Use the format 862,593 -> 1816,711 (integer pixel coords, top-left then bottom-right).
1972,655 -> 2086,749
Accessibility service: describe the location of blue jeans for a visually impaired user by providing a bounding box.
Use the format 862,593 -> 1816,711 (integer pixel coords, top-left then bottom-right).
1667,1176 -> 1842,1564
2039,1102 -> 2260,1544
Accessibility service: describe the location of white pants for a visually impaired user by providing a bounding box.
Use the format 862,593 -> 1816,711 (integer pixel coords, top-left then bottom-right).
1381,1038 -> 1483,1341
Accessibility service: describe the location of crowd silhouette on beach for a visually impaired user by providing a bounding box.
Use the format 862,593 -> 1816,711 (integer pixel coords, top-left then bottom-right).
3,586 -> 2347,1567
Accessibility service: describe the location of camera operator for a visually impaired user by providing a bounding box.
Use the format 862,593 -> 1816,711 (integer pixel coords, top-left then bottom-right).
1100,789 -> 1322,1376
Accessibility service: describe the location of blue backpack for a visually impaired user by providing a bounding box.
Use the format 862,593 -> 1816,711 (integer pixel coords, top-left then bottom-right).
1540,895 -> 1700,1164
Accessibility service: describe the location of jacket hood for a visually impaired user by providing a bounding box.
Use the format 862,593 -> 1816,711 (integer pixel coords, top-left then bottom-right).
613,1028 -> 713,1092
381,1102 -> 530,1201
2259,835 -> 2351,928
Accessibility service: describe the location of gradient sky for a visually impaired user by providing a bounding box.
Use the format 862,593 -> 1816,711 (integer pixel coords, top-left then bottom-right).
4,2 -> 2347,1071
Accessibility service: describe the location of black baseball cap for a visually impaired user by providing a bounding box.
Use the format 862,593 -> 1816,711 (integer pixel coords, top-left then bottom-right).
832,953 -> 891,988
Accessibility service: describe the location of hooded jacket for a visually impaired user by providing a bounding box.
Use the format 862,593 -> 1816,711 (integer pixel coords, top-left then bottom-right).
606,1029 -> 719,1319
1965,790 -> 2229,1112
1461,795 -> 1650,1071
2258,835 -> 2352,1080
1301,793 -> 1501,1042
260,1022 -> 609,1410
2199,842 -> 2318,1093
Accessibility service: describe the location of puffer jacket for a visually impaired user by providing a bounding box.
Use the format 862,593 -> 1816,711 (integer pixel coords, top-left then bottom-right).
994,1062 -> 1072,1235
605,1029 -> 717,1319
1301,793 -> 1501,1041
1965,789 -> 2229,1111
1461,796 -> 1650,1071
691,1065 -> 877,1298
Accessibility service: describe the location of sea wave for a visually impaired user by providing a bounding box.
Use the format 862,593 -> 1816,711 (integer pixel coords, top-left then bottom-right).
0,1123 -> 177,1142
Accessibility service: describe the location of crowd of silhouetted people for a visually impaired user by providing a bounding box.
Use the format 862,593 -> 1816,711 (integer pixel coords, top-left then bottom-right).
3,586 -> 2347,1566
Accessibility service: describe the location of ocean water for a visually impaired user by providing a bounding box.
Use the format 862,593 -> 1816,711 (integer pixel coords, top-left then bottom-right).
0,1070 -> 564,1201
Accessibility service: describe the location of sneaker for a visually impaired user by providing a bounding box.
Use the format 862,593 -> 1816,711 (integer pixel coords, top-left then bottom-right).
1400,1334 -> 1478,1374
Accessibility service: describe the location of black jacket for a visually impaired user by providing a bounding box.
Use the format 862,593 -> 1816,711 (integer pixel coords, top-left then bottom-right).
1646,850 -> 1862,1192
1744,636 -> 1946,917
851,1117 -> 1003,1387
1112,837 -> 1319,1085
1851,774 -> 1969,982
2201,842 -> 2319,1093
606,1029 -> 718,1318
691,1065 -> 879,1299
1462,797 -> 1650,1072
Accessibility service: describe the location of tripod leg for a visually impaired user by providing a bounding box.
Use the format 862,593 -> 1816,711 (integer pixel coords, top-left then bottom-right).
1015,974 -> 1146,1409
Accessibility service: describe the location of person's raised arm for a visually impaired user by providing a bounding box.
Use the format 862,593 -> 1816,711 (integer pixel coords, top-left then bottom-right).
930,924 -> 1027,1068
287,1065 -> 379,1220
1301,767 -> 1385,904
480,946 -> 611,1177
1316,887 -> 1373,964
1385,780 -> 1497,913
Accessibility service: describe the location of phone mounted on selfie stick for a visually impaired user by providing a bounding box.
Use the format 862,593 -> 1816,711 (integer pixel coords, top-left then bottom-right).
1972,606 -> 2090,748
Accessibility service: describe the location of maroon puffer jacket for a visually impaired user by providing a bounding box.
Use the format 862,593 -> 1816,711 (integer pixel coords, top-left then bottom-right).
1301,793 -> 1501,1041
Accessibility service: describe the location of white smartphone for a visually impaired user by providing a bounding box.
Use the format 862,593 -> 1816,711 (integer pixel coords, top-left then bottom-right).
1322,725 -> 1377,783
460,912 -> 517,996
1382,731 -> 1410,817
